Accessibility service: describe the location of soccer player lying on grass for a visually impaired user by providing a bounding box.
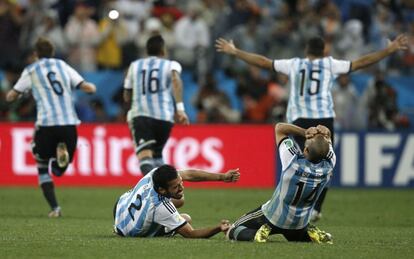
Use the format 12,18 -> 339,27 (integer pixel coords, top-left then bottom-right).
113,165 -> 240,238
226,123 -> 335,244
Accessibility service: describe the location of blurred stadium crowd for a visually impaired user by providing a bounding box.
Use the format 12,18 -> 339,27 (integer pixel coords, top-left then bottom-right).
0,0 -> 413,130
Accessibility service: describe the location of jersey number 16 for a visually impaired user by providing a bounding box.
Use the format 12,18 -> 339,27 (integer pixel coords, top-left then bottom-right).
141,69 -> 160,95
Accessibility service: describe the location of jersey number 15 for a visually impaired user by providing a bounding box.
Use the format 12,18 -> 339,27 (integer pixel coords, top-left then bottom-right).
299,69 -> 321,96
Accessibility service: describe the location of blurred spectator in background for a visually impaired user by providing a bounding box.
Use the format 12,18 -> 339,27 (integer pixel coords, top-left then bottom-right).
96,2 -> 129,70
91,99 -> 110,122
0,0 -> 22,69
136,17 -> 164,56
65,2 -> 100,72
317,0 -> 341,54
0,62 -> 21,120
268,73 -> 288,123
363,72 -> 409,130
19,0 -> 49,52
224,15 -> 267,74
116,0 -> 153,38
174,0 -> 209,86
332,74 -> 360,130
194,73 -> 240,123
237,66 -> 272,123
31,10 -> 67,58
267,15 -> 300,59
335,19 -> 364,61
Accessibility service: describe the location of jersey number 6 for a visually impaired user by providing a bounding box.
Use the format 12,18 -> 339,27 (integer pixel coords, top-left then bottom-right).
141,69 -> 160,95
47,72 -> 64,95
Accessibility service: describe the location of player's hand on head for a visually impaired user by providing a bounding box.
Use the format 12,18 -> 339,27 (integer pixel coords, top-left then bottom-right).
316,125 -> 330,137
305,127 -> 318,139
222,168 -> 240,182
215,38 -> 236,55
219,220 -> 231,232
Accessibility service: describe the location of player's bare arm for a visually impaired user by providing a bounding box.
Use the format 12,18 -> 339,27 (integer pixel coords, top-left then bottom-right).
123,89 -> 132,104
171,70 -> 189,125
275,123 -> 306,146
79,82 -> 97,94
179,168 -> 240,183
177,219 -> 231,238
5,89 -> 21,102
351,34 -> 408,72
215,38 -> 273,70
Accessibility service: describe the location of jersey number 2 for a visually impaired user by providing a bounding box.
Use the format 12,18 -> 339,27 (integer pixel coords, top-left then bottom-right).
291,181 -> 322,206
299,69 -> 321,96
128,194 -> 142,221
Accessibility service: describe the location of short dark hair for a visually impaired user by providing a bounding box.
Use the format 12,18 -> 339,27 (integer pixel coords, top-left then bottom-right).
146,35 -> 165,56
35,37 -> 55,58
152,164 -> 178,192
306,134 -> 330,163
306,37 -> 325,57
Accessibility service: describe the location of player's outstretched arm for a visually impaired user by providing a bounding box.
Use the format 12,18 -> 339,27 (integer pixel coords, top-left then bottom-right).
79,82 -> 97,94
275,123 -> 306,146
179,168 -> 240,183
351,34 -> 408,72
177,220 -> 230,238
215,38 -> 273,70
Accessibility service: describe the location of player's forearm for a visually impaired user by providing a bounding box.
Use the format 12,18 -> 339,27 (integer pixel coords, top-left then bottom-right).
123,89 -> 132,103
233,49 -> 273,70
351,47 -> 395,71
180,169 -> 224,182
185,226 -> 221,238
276,123 -> 306,138
80,82 -> 96,94
171,72 -> 183,103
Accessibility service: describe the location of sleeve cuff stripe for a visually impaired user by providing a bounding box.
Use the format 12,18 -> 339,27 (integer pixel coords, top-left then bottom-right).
166,221 -> 188,234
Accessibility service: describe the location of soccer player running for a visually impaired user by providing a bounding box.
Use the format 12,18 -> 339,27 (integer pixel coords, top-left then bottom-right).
226,123 -> 335,243
113,165 -> 240,238
216,34 -> 408,222
6,37 -> 96,217
123,35 -> 189,176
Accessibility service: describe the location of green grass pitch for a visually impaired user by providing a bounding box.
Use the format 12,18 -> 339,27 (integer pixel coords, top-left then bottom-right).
0,187 -> 413,258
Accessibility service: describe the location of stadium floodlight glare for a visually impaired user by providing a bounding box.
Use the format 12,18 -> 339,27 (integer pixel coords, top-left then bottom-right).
108,10 -> 119,20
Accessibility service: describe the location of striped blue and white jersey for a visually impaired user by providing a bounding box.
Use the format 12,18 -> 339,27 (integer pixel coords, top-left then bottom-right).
124,57 -> 182,123
262,137 -> 336,229
273,57 -> 351,123
114,169 -> 187,237
13,58 -> 84,126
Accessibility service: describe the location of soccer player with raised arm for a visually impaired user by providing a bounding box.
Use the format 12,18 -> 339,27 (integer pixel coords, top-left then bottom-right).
226,123 -> 335,244
124,35 -> 189,176
6,37 -> 96,217
113,165 -> 240,238
216,34 -> 408,221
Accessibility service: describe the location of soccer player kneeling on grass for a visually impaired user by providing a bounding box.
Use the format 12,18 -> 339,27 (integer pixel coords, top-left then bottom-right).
113,165 -> 240,238
227,123 -> 335,244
